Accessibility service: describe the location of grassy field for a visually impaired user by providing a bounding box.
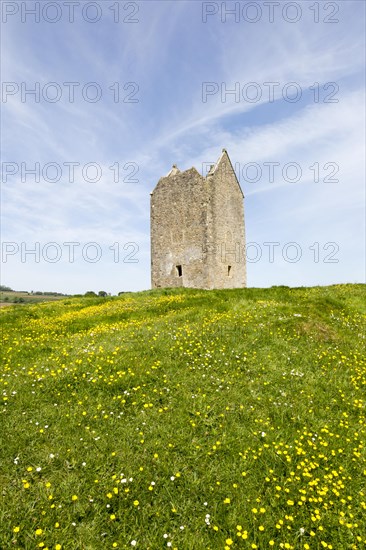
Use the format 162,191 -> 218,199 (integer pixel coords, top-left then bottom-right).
0,291 -> 68,306
1,284 -> 365,550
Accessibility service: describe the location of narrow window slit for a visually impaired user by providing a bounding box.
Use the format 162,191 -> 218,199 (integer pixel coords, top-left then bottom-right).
176,265 -> 182,277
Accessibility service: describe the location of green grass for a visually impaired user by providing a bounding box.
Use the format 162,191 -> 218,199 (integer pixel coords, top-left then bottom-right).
0,284 -> 365,550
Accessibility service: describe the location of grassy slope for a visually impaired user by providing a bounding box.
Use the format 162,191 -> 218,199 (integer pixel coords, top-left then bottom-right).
0,284 -> 365,550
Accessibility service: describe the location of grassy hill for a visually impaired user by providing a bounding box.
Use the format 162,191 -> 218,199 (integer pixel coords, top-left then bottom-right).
1,284 -> 365,549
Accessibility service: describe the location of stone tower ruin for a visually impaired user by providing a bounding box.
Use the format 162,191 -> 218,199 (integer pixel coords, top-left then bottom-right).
150,149 -> 246,289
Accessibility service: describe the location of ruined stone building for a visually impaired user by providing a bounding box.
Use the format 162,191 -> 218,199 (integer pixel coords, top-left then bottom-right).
150,149 -> 246,289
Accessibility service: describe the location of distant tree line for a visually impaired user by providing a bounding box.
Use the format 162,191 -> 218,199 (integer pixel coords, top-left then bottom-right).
83,291 -> 109,297
32,291 -> 68,296
0,285 -> 127,299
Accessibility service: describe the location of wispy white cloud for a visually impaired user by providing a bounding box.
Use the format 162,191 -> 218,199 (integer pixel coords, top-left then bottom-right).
1,0 -> 365,292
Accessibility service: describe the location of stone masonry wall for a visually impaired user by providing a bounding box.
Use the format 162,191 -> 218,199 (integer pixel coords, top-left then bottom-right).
151,168 -> 209,289
207,151 -> 246,289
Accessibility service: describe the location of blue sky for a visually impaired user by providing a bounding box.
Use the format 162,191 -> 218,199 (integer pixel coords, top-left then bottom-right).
1,0 -> 365,293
